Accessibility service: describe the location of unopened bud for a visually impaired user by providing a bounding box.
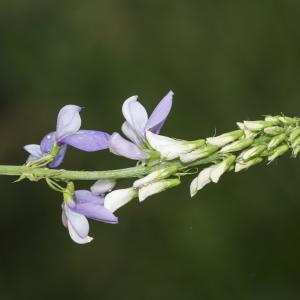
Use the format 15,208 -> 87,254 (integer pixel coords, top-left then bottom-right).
238,145 -> 266,161
244,120 -> 276,132
210,155 -> 236,183
264,126 -> 284,136
104,188 -> 138,213
146,131 -> 205,160
267,133 -> 286,150
293,146 -> 300,157
180,145 -> 219,163
278,116 -> 297,125
206,130 -> 243,147
291,136 -> 300,149
268,144 -> 289,162
196,166 -> 215,191
289,127 -> 300,143
235,157 -> 263,172
138,178 -> 180,202
265,116 -> 281,124
220,138 -> 253,153
133,166 -> 178,188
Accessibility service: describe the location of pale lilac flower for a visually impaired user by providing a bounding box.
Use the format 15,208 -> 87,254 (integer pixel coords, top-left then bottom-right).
62,179 -> 118,244
109,91 -> 173,160
24,105 -> 110,168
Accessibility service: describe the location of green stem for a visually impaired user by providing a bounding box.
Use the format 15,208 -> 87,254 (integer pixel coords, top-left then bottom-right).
0,154 -> 220,182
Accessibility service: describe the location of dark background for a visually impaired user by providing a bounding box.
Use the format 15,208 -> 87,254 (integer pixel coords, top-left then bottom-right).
0,1 -> 300,299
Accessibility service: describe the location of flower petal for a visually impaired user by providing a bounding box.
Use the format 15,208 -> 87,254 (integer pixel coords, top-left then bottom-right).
146,131 -> 203,160
90,179 -> 116,195
60,130 -> 110,152
122,96 -> 148,137
109,132 -> 148,160
121,121 -> 144,145
64,205 -> 89,238
24,144 -> 43,158
48,145 -> 67,168
40,132 -> 56,153
56,105 -> 82,142
104,188 -> 137,213
61,209 -> 68,228
67,221 -> 93,244
75,190 -> 104,205
146,90 -> 173,134
26,155 -> 40,163
71,202 -> 118,224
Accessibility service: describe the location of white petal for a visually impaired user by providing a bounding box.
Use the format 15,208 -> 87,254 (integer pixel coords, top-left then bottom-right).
90,179 -> 116,195
61,209 -> 68,228
197,167 -> 213,190
24,144 -> 43,157
56,105 -> 82,141
138,179 -> 180,202
67,221 -> 93,244
122,96 -> 148,137
210,163 -> 226,183
121,121 -> 144,145
104,188 -> 137,213
190,177 -> 198,197
133,172 -> 159,188
64,206 -> 89,238
146,131 -> 201,160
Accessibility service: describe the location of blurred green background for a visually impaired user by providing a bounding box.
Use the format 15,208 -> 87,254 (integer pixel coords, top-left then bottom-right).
1,1 -> 300,299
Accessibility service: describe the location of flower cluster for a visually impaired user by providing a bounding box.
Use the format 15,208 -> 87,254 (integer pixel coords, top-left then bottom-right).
23,93 -> 300,244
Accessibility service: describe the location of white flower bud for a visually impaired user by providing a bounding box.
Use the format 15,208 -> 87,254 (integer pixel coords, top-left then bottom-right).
267,133 -> 286,150
278,116 -> 296,125
206,130 -> 243,147
197,166 -> 215,190
264,116 -> 281,124
268,144 -> 289,162
220,139 -> 253,153
180,145 -> 219,163
291,136 -> 300,149
133,166 -> 178,188
244,120 -> 276,132
138,179 -> 180,202
235,157 -> 263,172
190,177 -> 198,197
289,127 -> 300,143
104,188 -> 138,213
146,131 -> 205,160
90,179 -> 116,195
238,145 -> 266,161
264,126 -> 284,136
293,145 -> 300,157
210,155 -> 236,183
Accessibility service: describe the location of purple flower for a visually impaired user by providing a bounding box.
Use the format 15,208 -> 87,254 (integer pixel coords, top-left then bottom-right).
109,91 -> 173,160
62,179 -> 118,244
24,105 -> 110,168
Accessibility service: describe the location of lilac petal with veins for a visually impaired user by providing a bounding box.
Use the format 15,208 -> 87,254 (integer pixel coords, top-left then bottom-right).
48,145 -> 67,168
122,96 -> 148,137
90,179 -> 116,195
56,105 -> 82,142
24,144 -> 43,157
75,190 -> 104,205
109,132 -> 148,160
40,132 -> 56,153
146,90 -> 173,134
61,130 -> 110,152
71,202 -> 118,224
